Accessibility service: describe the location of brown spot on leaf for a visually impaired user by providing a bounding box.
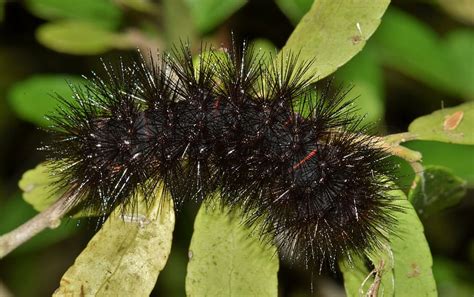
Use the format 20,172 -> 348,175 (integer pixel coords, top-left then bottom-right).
351,35 -> 362,44
444,111 -> 463,131
407,262 -> 421,278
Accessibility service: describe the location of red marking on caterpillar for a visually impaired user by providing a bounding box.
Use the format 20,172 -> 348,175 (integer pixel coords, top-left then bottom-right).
291,149 -> 317,171
213,97 -> 221,110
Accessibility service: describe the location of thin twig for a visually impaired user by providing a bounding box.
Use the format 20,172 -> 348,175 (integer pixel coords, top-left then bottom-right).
0,189 -> 78,259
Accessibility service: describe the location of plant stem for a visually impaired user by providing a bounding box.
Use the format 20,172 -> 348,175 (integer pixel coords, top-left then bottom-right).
367,134 -> 421,163
377,134 -> 425,179
383,132 -> 419,146
0,190 -> 77,259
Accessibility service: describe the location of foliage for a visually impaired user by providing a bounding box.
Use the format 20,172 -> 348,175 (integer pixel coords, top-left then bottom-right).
8,75 -> 85,127
408,102 -> 474,145
186,200 -> 278,297
36,20 -> 133,55
1,0 -> 473,296
340,191 -> 437,297
54,186 -> 174,296
409,166 -> 467,219
279,0 -> 390,82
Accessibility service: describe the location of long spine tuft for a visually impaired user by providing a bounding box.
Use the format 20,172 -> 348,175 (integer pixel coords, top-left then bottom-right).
44,41 -> 397,269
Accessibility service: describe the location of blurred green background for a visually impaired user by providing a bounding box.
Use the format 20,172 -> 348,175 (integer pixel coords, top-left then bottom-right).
0,0 -> 473,296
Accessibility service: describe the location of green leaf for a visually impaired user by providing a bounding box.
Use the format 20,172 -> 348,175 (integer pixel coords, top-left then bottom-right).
36,20 -> 132,55
186,201 -> 279,297
339,256 -> 371,297
250,38 -> 276,55
7,74 -> 84,127
341,191 -> 437,297
409,166 -> 467,218
24,0 -> 122,29
53,187 -> 175,297
408,102 -> 474,145
280,0 -> 390,82
184,0 -> 246,33
18,163 -> 64,212
403,141 -> 474,187
250,38 -> 276,66
374,8 -> 474,99
371,194 -> 437,297
19,163 -> 101,218
336,43 -> 384,124
274,0 -> 313,25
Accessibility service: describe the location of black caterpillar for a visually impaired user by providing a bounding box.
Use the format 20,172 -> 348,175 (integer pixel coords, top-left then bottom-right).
43,41 -> 397,270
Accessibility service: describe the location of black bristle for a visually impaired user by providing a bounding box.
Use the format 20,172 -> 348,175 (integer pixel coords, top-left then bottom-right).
43,40 -> 398,270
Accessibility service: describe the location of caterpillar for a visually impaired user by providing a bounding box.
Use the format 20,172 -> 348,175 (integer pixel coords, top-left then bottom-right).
42,41 -> 397,270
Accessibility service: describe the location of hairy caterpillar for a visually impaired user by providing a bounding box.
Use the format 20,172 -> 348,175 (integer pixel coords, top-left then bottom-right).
43,41 -> 397,270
